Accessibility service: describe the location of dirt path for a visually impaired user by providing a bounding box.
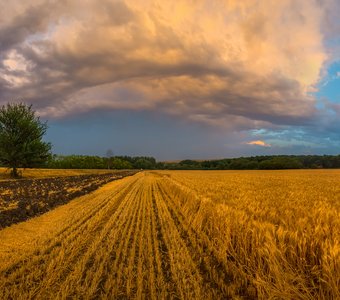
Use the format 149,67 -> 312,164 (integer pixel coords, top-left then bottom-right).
0,172 -> 254,299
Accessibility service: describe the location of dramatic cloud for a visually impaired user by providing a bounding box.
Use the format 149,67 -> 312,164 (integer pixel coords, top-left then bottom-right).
0,0 -> 339,144
246,140 -> 271,147
0,0 -> 340,159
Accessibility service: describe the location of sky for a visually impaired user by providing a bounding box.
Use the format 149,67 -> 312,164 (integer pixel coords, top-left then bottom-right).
1,0 -> 340,160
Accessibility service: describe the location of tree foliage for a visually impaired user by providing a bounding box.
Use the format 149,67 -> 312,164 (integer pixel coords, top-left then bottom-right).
161,155 -> 340,170
42,154 -> 340,170
47,155 -> 156,170
0,103 -> 51,177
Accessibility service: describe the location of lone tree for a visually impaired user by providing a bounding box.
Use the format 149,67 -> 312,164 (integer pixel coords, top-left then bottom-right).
0,103 -> 51,177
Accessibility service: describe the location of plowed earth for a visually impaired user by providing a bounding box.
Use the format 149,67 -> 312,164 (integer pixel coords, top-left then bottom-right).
0,171 -> 137,229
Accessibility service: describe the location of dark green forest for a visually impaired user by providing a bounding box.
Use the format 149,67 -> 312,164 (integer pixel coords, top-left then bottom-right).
46,155 -> 157,170
38,154 -> 340,170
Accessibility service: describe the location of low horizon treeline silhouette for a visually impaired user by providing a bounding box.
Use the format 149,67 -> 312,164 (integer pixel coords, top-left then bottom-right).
28,154 -> 340,170
46,155 -> 156,170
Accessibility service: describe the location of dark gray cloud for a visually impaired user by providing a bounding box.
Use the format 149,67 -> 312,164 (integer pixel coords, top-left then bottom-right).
0,1 -> 63,52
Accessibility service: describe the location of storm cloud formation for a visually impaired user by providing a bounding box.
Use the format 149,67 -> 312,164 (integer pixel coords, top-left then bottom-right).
1,0 -> 340,156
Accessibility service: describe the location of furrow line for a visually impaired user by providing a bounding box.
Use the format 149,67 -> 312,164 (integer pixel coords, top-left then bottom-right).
104,180 -> 145,297
134,179 -> 151,299
150,182 -> 178,299
141,182 -> 158,300
148,181 -> 169,298
86,181 -> 144,298
157,179 -> 256,299
114,179 -> 145,297
152,178 -> 206,299
54,177 -> 141,299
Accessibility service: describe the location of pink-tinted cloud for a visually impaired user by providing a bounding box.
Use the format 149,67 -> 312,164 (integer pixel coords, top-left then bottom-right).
246,140 -> 271,147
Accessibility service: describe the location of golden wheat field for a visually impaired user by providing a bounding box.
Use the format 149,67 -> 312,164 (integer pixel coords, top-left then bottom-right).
0,170 -> 339,299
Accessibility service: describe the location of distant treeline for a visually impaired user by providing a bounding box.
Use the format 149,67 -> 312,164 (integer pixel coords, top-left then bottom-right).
165,155 -> 340,170
40,154 -> 340,170
46,155 -> 157,170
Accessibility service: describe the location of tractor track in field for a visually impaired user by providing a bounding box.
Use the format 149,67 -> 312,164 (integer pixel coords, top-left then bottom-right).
156,180 -> 256,299
151,184 -> 178,297
0,171 -> 255,299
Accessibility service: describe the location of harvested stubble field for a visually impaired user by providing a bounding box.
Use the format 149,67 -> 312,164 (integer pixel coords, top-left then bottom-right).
0,170 -> 137,229
0,170 -> 339,299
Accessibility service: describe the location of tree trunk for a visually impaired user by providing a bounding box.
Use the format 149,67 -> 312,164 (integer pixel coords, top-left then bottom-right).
11,167 -> 19,178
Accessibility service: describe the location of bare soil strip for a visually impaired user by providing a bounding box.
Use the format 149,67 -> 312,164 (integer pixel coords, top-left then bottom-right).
0,171 -> 137,229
